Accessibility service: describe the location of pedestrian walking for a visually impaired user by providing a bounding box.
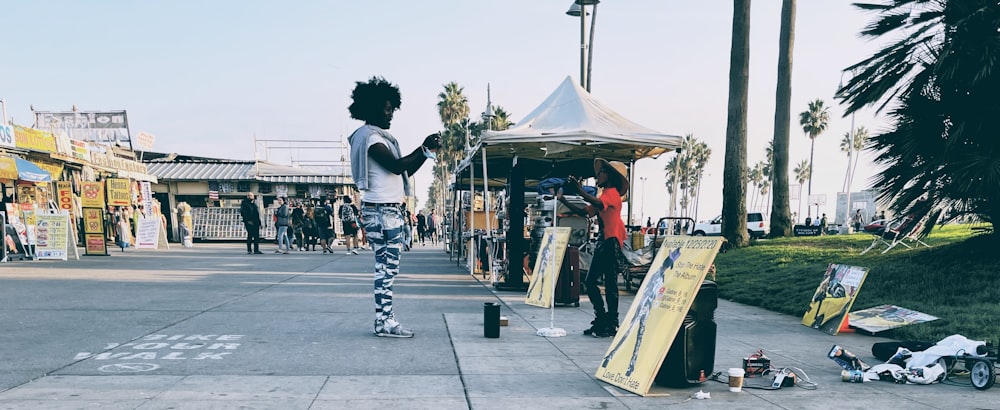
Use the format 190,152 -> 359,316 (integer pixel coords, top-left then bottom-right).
347,76 -> 441,338
291,202 -> 305,251
240,193 -> 263,254
313,200 -> 334,253
416,212 -> 427,245
304,204 -> 318,251
339,196 -> 361,254
427,209 -> 438,245
274,197 -> 290,254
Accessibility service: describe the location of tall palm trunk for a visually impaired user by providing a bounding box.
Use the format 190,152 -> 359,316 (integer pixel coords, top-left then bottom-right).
769,0 -> 795,237
723,0 -> 751,248
807,138 -> 815,202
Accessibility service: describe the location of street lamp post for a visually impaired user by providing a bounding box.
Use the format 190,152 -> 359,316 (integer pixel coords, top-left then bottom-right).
669,148 -> 682,218
838,71 -> 856,230
566,0 -> 600,92
639,176 -> 647,226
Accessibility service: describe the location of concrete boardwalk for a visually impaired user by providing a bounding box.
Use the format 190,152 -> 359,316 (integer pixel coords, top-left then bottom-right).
0,244 -> 994,409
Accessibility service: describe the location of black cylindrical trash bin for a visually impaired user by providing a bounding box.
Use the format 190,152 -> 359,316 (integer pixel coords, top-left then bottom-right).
484,302 -> 500,338
655,280 -> 718,387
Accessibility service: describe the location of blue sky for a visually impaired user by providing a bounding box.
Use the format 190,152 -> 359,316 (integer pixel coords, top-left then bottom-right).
4,1 -> 890,224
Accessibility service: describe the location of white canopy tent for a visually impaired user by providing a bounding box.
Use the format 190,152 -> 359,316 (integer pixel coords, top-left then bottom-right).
455,75 -> 683,185
452,76 -> 683,288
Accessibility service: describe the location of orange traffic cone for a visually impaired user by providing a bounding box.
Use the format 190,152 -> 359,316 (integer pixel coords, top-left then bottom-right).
838,317 -> 855,334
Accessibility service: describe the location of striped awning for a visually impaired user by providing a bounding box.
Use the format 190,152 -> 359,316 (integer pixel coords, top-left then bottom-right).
146,161 -> 256,181
146,159 -> 353,185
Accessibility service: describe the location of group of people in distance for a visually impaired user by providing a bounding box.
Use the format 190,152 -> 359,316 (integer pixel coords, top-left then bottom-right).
414,209 -> 439,246
239,194 -> 365,255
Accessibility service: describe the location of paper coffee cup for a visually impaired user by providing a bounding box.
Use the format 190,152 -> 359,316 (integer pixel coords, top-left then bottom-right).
728,368 -> 745,392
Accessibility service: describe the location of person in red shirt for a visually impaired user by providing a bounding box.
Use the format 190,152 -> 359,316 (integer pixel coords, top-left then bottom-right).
558,158 -> 629,337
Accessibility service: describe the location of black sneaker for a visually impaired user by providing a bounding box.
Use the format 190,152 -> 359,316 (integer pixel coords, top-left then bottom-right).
583,318 -> 600,336
592,327 -> 616,338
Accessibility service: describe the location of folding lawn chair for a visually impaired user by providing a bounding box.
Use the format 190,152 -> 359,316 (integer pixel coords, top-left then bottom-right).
860,209 -> 936,255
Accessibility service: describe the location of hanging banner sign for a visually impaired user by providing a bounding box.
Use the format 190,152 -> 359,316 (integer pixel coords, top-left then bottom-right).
81,181 -> 105,208
140,181 -> 153,216
595,237 -> 724,396
106,178 -> 131,207
35,213 -> 69,260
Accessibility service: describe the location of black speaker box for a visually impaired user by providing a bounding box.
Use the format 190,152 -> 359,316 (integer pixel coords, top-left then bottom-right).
655,280 -> 718,387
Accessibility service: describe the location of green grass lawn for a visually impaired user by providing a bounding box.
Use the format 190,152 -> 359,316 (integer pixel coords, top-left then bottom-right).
712,224 -> 998,342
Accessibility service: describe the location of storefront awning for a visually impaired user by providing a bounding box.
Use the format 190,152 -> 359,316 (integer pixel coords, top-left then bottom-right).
0,156 -> 53,182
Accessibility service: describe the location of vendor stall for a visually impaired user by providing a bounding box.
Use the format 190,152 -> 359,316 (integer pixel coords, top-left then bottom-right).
453,76 -> 683,289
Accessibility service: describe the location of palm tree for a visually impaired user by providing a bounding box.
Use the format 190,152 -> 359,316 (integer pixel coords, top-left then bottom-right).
748,162 -> 764,211
688,139 -> 711,222
437,82 -> 469,127
849,126 -> 867,189
839,1 -> 1000,233
769,0 -> 796,238
431,82 -> 470,214
793,159 -> 811,223
798,99 -> 829,212
723,0 -> 751,248
762,141 -> 774,213
839,126 -> 868,193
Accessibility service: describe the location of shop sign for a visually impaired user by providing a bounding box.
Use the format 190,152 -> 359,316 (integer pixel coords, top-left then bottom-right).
136,131 -> 155,150
83,208 -> 104,234
0,156 -> 17,180
0,123 -> 14,148
71,139 -> 90,161
81,181 -> 106,208
88,150 -> 149,174
13,125 -> 58,153
34,110 -> 130,144
85,233 -> 108,256
35,213 -> 69,260
56,181 -> 75,213
106,178 -> 131,206
82,207 -> 109,255
31,161 -> 63,181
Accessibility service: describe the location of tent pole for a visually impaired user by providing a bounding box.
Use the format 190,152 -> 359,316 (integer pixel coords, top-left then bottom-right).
500,156 -> 527,290
627,159 -> 635,227
469,157 -> 475,277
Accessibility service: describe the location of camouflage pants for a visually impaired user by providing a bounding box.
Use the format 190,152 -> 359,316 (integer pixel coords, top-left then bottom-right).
361,203 -> 406,327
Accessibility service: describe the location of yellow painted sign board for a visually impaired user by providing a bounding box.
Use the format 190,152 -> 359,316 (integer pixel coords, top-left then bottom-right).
595,237 -> 723,396
81,181 -> 105,208
525,227 -> 571,308
106,178 -> 131,207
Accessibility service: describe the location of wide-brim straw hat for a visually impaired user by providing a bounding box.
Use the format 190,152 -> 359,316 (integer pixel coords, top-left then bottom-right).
594,158 -> 629,198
